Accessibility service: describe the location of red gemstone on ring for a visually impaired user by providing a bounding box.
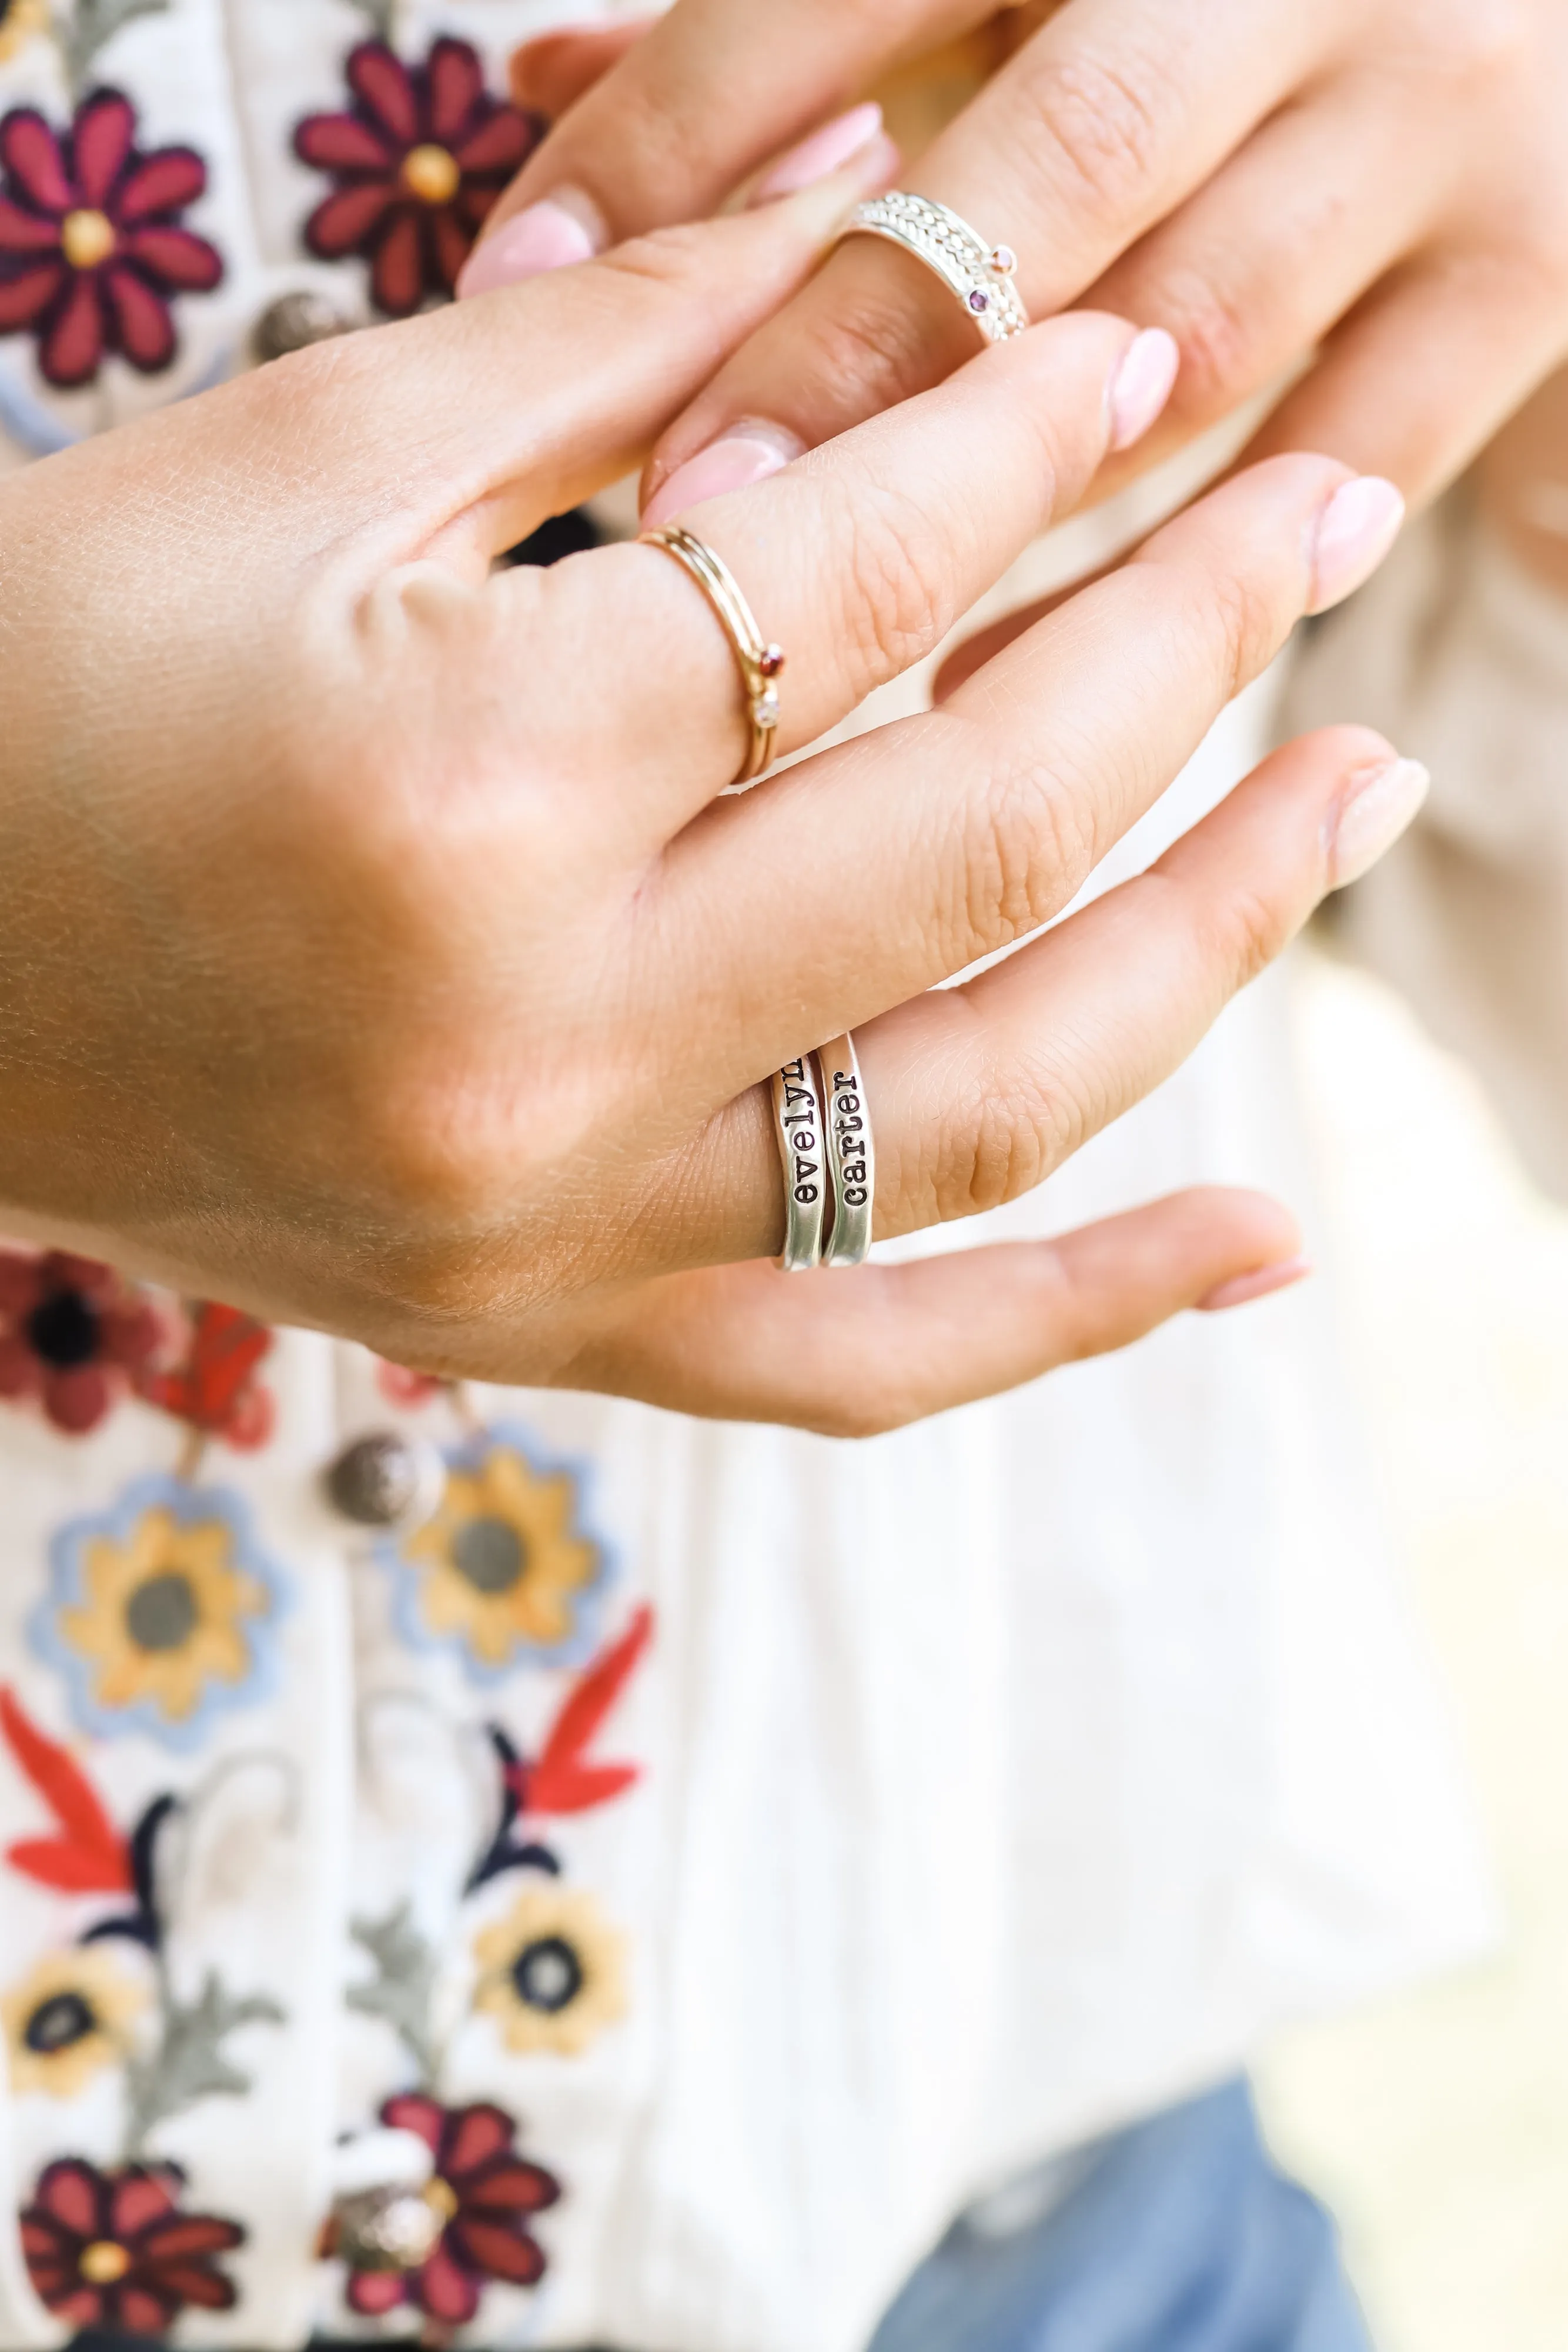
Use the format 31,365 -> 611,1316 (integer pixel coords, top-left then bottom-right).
759,645 -> 785,677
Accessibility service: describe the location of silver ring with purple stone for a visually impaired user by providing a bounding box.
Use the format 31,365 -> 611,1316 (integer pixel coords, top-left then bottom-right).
840,193 -> 1027,346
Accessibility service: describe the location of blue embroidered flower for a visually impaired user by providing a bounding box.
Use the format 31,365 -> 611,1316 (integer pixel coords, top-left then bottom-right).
379,1425 -> 611,1683
31,1474 -> 288,1750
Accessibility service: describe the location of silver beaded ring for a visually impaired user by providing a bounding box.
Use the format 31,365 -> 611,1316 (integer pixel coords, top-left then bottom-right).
840,192 -> 1028,345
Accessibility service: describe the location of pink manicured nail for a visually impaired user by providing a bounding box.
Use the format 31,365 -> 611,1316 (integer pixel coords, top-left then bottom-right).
1196,1257 -> 1312,1313
1328,756 -> 1430,890
640,423 -> 804,527
750,102 -> 885,203
1107,328 -> 1179,452
1306,476 -> 1405,613
457,190 -> 603,298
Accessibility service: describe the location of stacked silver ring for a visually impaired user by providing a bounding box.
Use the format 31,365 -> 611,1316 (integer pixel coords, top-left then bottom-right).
840,192 -> 1028,345
770,1036 -> 876,1271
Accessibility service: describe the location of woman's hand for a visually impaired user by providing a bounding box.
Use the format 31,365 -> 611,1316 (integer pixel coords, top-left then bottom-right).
0,186 -> 1415,1432
476,0 -> 1568,518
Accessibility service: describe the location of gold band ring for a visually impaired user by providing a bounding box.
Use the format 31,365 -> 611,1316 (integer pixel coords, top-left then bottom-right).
640,523 -> 784,787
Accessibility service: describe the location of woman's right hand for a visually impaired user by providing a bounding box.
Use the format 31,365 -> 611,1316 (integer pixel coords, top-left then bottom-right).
0,182 -> 1417,1430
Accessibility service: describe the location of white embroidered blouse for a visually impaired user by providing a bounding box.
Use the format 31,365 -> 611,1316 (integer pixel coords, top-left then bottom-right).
0,4 -> 1497,2348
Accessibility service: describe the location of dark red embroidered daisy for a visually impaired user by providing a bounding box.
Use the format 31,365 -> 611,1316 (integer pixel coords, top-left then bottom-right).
342,2096 -> 560,2323
296,39 -> 539,318
0,1250 -> 162,1435
21,2158 -> 244,2332
0,89 -> 222,387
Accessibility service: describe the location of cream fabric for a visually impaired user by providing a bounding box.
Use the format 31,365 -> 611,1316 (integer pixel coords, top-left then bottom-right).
1282,492 -> 1568,1202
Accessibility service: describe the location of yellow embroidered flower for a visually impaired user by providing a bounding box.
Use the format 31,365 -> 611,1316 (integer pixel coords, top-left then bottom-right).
400,1440 -> 601,1672
2,1947 -> 146,2098
58,1501 -> 270,1729
472,1885 -> 627,2057
0,0 -> 48,64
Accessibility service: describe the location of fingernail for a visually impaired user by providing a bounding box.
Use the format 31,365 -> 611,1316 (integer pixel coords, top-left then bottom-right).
1328,755 -> 1430,890
750,102 -> 885,203
456,188 -> 605,298
640,422 -> 804,527
1306,475 -> 1405,613
1107,327 -> 1179,452
1196,1256 -> 1312,1313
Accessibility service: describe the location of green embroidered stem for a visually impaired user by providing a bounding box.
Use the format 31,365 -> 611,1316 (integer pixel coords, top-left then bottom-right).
55,0 -> 172,94
123,1958 -> 285,2160
347,1902 -> 440,2084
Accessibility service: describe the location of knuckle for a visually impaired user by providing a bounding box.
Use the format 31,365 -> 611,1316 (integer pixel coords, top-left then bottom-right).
961,757 -> 1091,950
1018,49 -> 1166,219
936,1057 -> 1062,1222
1157,270 -> 1259,419
596,219 -> 717,297
794,286 -> 942,416
1201,563 -> 1286,702
838,485 -> 958,684
1193,872 -> 1292,995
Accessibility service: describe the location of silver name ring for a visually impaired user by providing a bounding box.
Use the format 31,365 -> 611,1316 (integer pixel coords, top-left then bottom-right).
840,193 -> 1028,345
818,1033 -> 875,1269
639,523 -> 785,787
771,1054 -> 829,1271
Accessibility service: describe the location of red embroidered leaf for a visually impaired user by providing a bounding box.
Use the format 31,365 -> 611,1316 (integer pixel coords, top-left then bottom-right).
523,1604 -> 653,1816
515,1759 -> 640,1816
0,1686 -> 131,1893
136,1301 -> 272,1438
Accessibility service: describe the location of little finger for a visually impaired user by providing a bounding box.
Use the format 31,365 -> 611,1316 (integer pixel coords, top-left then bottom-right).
549,1188 -> 1305,1434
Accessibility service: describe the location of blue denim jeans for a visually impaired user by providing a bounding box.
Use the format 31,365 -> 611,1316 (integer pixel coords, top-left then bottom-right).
866,2080 -> 1375,2352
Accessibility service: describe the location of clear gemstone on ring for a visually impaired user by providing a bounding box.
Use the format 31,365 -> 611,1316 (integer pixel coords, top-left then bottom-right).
988,244 -> 1017,276
755,689 -> 781,728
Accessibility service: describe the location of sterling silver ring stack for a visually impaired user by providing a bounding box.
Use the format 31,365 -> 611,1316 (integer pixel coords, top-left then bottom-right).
771,1037 -> 876,1271
840,193 -> 1028,345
